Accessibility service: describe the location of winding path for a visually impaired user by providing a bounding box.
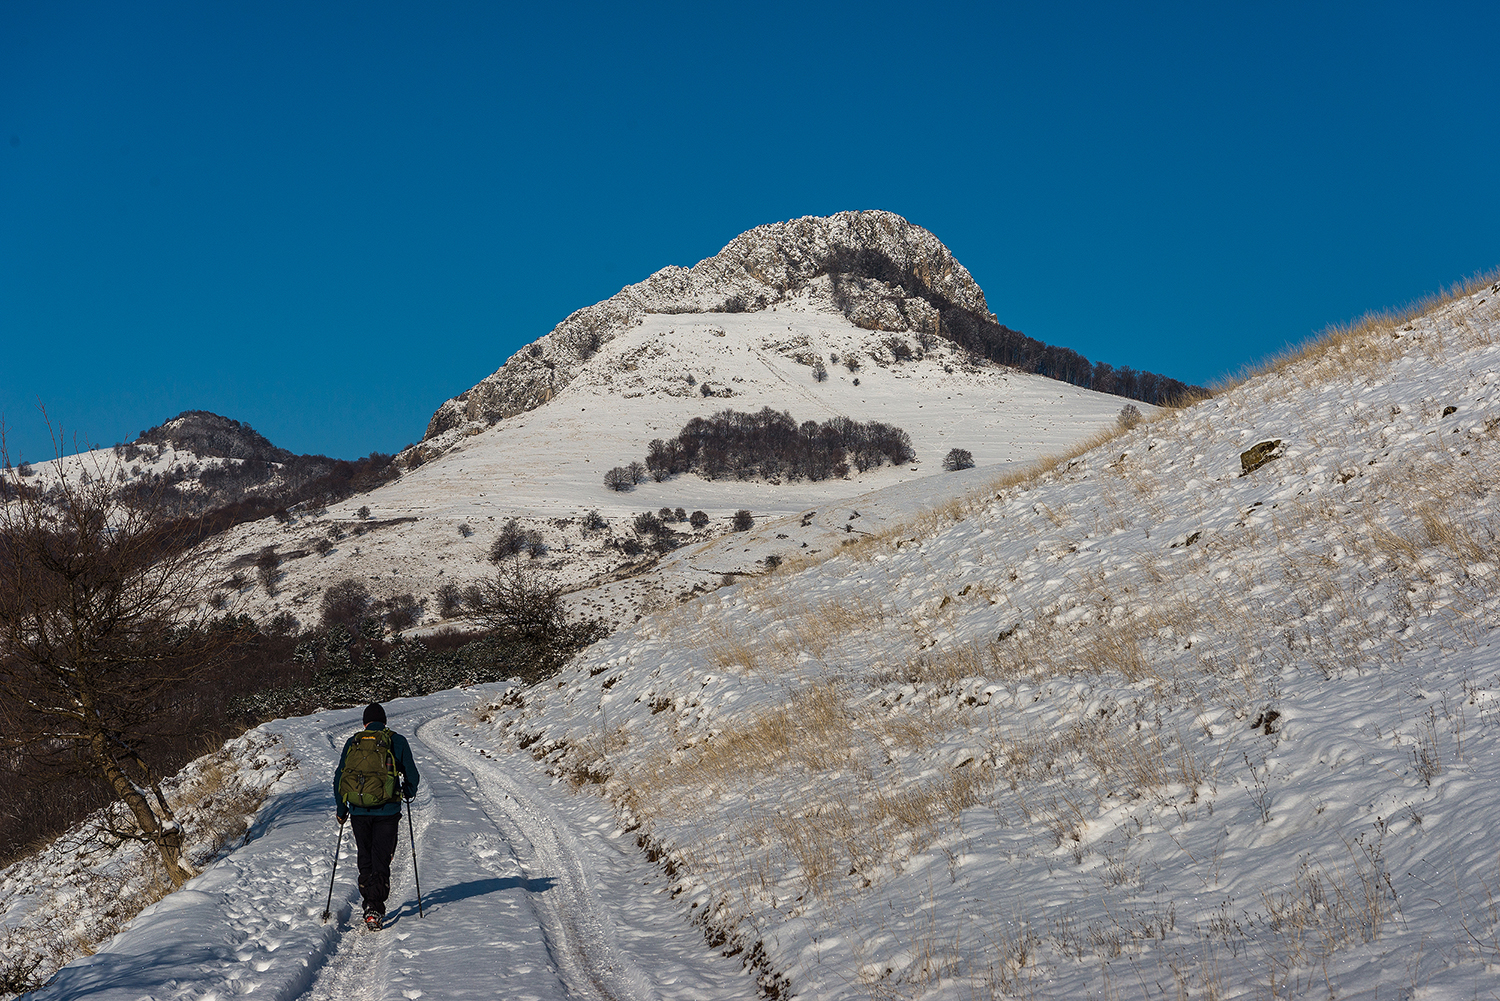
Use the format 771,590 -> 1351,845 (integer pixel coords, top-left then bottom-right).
33,687 -> 756,1001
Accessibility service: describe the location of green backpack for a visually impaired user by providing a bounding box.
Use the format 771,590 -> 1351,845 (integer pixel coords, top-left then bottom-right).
339,728 -> 399,807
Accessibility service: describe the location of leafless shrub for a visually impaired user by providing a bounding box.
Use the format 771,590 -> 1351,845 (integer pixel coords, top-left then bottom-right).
462,559 -> 565,639
943,448 -> 975,472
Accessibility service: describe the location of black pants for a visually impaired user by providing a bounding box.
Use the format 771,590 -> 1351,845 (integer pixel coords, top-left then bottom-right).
350,814 -> 400,915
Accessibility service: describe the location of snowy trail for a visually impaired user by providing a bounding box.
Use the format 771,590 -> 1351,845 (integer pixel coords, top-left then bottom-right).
31,688 -> 755,1001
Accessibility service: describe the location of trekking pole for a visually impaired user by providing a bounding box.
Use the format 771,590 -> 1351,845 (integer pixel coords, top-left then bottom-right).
406,799 -> 424,917
322,820 -> 345,922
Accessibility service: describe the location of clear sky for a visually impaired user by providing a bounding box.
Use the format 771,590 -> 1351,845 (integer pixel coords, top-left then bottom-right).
3,1 -> 1497,463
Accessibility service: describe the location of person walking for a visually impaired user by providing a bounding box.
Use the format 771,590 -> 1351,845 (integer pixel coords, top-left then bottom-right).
333,703 -> 420,930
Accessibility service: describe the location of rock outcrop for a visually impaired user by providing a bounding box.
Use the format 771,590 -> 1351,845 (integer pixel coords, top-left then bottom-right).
417,211 -> 994,450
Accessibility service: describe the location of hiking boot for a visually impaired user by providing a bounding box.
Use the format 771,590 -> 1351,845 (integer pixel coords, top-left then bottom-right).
364,910 -> 383,931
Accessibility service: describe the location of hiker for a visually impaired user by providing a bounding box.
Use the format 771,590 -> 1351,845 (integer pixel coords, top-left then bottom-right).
334,703 -> 420,930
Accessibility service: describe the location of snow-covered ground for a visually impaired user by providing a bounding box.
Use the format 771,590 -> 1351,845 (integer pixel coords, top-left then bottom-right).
10,279 -> 1499,999
204,292 -> 1135,630
9,691 -> 760,1001
9,257 -> 1499,998
481,279 -> 1500,998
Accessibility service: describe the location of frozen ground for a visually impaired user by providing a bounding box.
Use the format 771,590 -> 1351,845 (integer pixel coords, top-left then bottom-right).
199,293 -> 1135,631
9,690 -> 760,1001
8,269 -> 1499,997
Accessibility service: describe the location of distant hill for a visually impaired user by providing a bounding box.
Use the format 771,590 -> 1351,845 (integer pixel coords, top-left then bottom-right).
136,410 -> 297,463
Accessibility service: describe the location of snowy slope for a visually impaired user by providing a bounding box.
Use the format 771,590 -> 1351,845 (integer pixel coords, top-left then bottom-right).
475,280 -> 1500,998
14,690 -> 759,1001
10,281 -> 1500,1000
212,287 -> 1134,630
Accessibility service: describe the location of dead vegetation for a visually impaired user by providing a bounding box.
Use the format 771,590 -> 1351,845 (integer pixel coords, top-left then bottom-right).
0,733 -> 292,996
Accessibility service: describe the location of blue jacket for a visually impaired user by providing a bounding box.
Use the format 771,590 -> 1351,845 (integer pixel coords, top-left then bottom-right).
334,722 -> 420,820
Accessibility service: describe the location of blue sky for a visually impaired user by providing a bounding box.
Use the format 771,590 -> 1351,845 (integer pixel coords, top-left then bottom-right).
3,2 -> 1497,463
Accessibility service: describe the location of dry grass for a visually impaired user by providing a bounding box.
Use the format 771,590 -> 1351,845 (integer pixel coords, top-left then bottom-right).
1232,267 -> 1500,389
583,269 -> 1500,996
0,734 -> 292,997
1259,836 -> 1398,969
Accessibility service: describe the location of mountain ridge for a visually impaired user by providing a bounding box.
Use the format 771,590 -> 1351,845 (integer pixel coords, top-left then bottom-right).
418,211 -> 1202,457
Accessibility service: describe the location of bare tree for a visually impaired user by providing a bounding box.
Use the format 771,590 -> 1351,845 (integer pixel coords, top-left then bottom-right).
255,545 -> 281,593
943,448 -> 975,472
462,557 -> 565,639
0,436 -> 225,886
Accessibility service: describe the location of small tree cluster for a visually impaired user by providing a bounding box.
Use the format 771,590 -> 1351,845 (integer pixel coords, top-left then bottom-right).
1117,403 -> 1144,430
689,510 -> 709,529
644,407 -> 915,483
255,545 -> 281,593
489,518 -> 546,561
320,578 -> 372,629
812,358 -> 828,382
374,591 -> 422,633
733,509 -> 754,531
461,559 -> 566,639
581,509 -> 608,532
604,463 -> 646,491
436,582 -> 464,618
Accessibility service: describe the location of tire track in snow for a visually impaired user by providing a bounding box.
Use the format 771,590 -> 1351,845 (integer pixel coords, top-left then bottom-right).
30,691 -> 744,1001
416,716 -> 659,1001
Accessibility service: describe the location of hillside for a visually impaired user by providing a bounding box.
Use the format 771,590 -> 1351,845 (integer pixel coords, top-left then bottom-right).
478,275 -> 1500,997
4,410 -> 394,525
5,213 -> 1186,639
7,278 -> 1496,999
419,210 -> 1198,451
205,274 -> 1147,633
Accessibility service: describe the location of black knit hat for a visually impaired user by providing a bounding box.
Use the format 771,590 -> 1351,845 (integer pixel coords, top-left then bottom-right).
362,703 -> 386,725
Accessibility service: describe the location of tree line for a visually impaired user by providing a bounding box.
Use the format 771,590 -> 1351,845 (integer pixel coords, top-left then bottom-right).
821,245 -> 1207,406
0,452 -> 596,874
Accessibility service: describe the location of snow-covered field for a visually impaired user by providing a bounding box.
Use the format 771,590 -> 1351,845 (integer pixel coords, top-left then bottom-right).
485,279 -> 1500,998
7,268 -> 1500,998
204,292 -> 1134,630
6,692 -> 760,1001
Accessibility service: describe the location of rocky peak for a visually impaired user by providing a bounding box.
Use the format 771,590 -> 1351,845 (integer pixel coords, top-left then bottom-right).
417,211 -> 995,448
136,411 -> 295,463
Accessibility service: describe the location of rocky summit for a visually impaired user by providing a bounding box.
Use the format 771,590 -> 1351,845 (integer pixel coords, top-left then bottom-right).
420,211 -> 995,444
